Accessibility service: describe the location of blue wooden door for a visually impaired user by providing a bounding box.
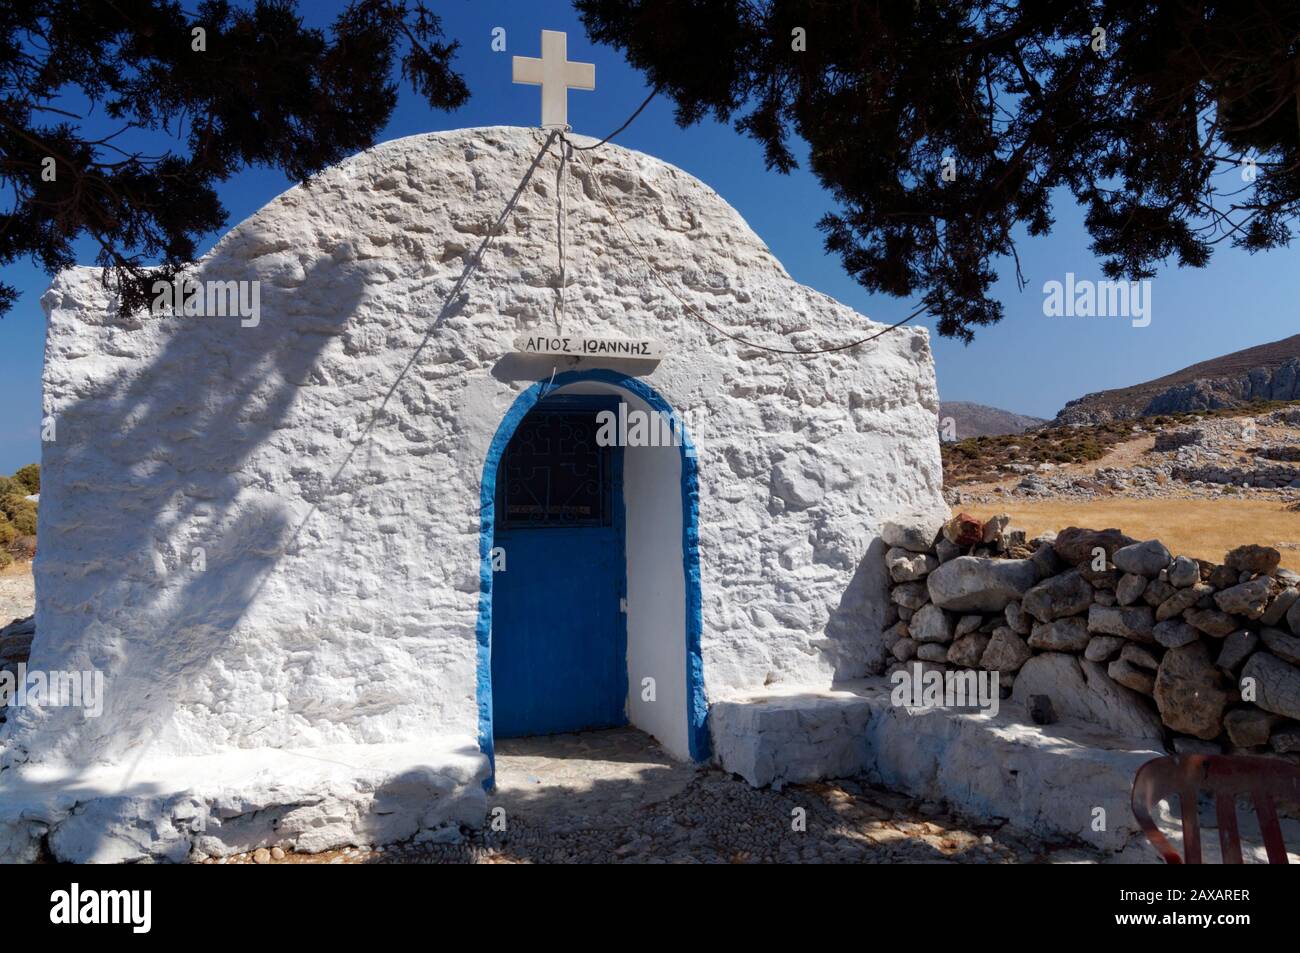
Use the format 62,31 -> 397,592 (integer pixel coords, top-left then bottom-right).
491,395 -> 628,737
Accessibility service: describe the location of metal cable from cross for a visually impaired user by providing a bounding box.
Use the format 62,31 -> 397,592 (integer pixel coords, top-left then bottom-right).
512,28 -> 929,356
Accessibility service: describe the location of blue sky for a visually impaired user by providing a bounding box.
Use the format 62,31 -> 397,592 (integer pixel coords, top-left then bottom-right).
3,0 -> 1298,473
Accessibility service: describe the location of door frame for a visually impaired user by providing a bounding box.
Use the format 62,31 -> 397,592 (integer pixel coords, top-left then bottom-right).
475,370 -> 709,784
490,393 -> 629,738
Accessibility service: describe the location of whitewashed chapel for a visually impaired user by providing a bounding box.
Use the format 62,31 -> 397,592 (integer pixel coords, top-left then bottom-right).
0,37 -> 944,861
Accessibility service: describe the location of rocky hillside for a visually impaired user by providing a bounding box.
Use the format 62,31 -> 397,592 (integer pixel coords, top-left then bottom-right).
943,418 -> 1142,485
1055,334 -> 1300,425
939,401 -> 1046,439
942,401 -> 1300,487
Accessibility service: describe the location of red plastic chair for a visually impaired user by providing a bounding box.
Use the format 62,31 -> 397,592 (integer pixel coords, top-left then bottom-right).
1132,754 -> 1300,864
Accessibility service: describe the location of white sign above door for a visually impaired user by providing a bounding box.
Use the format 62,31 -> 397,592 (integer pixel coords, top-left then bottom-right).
513,334 -> 665,360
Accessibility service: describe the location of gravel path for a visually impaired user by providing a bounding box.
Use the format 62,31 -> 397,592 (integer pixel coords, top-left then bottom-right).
207,728 -> 1101,865
0,563 -> 34,626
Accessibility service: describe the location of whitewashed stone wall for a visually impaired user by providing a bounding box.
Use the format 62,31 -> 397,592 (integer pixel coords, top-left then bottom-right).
11,126 -> 943,770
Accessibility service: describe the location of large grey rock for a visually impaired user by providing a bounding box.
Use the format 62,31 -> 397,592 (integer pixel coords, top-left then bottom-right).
946,633 -> 990,668
1213,577 -> 1273,620
1215,629 -> 1258,672
1141,579 -> 1177,607
979,627 -> 1032,673
1152,619 -> 1198,649
1053,528 -> 1137,566
1004,600 -> 1032,635
926,556 -> 1039,612
891,582 -> 930,611
1084,635 -> 1126,662
1112,539 -> 1172,578
1011,653 -> 1164,740
1029,543 -> 1063,580
1108,658 -> 1155,695
1242,651 -> 1300,721
1261,587 -> 1299,627
1288,596 -> 1300,635
1184,608 -> 1237,638
1087,604 -> 1156,643
882,512 -> 945,554
1260,627 -> 1300,666
916,643 -> 949,662
891,638 -> 918,662
1028,617 -> 1091,652
910,604 -> 956,644
1022,569 -> 1093,622
1168,556 -> 1200,589
1223,708 -> 1282,748
886,547 -> 938,582
1155,584 -> 1211,621
1154,642 -> 1230,740
1115,573 -> 1147,606
1223,544 -> 1281,576
1207,564 -> 1239,589
935,537 -> 963,564
1120,643 -> 1160,671
981,513 -> 1011,544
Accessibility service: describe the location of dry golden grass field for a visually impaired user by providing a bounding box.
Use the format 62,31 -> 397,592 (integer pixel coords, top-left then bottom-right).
968,498 -> 1300,572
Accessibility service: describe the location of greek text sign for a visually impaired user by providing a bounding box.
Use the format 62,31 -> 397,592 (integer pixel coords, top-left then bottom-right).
514,334 -> 665,359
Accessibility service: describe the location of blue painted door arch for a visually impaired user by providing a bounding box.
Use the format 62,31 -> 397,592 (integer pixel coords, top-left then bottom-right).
476,369 -> 711,779
490,394 -> 629,736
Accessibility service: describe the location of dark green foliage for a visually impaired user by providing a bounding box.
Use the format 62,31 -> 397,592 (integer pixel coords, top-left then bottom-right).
2,1 -> 468,319
13,464 -> 38,495
0,464 -> 40,552
577,1 -> 1300,341
0,495 -> 36,536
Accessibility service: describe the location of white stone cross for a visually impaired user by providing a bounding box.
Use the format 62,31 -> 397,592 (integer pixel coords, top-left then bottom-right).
512,30 -> 595,130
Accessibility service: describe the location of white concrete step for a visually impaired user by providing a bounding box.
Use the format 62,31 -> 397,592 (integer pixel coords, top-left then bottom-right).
711,677 -> 1165,855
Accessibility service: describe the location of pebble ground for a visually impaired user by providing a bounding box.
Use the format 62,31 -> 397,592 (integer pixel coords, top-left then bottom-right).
203,728 -> 1100,865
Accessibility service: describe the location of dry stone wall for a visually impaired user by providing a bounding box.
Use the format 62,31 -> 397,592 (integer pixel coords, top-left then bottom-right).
881,513 -> 1300,756
971,407 -> 1300,506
